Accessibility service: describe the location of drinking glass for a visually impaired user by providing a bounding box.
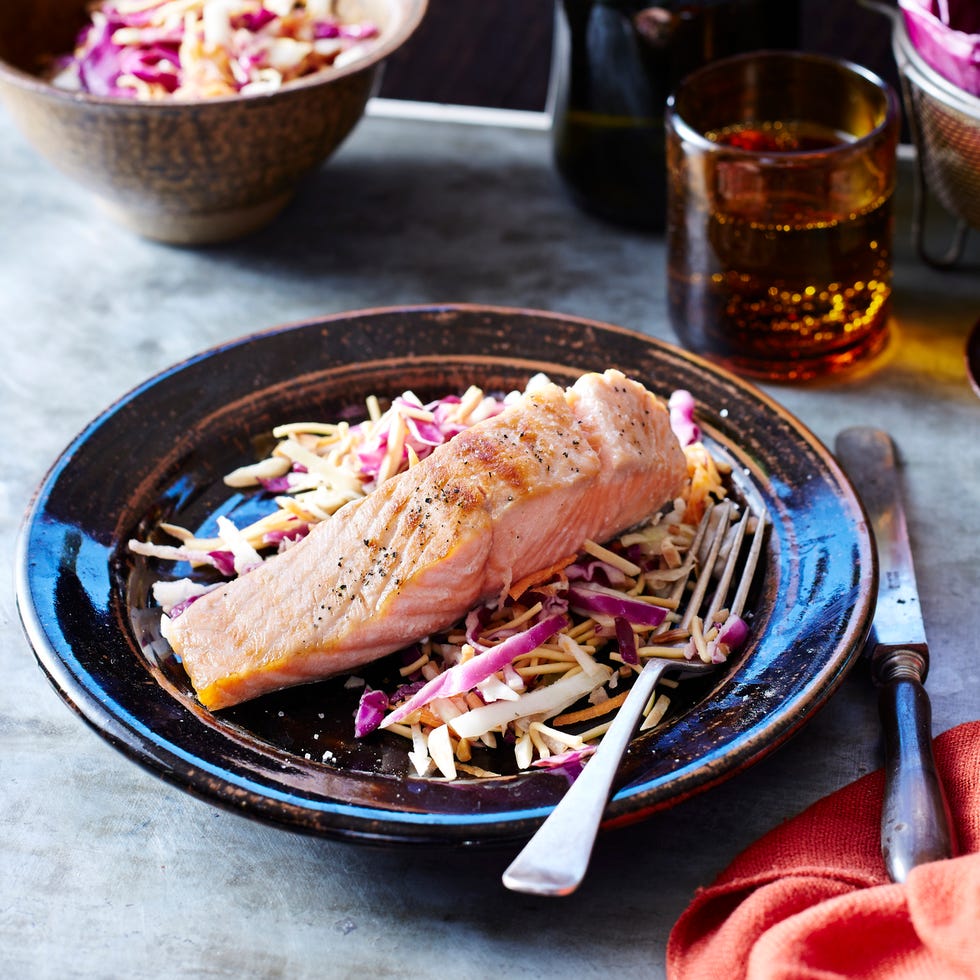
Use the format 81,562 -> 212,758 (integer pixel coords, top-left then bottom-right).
665,51 -> 900,381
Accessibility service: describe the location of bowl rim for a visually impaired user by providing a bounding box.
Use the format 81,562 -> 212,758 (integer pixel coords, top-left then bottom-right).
0,0 -> 428,107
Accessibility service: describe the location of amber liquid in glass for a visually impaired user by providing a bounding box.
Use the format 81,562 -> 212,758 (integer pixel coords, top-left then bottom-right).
669,120 -> 893,380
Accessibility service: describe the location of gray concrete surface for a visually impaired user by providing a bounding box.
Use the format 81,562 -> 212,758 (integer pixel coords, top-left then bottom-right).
1,104 -> 978,979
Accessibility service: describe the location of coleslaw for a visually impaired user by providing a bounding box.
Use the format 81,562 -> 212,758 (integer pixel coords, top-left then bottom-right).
49,0 -> 383,100
131,376 -> 755,781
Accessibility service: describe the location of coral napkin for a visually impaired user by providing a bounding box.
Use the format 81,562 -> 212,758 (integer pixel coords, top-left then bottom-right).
667,721 -> 980,979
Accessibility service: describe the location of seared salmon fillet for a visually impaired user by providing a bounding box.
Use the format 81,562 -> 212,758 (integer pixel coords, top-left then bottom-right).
166,370 -> 687,709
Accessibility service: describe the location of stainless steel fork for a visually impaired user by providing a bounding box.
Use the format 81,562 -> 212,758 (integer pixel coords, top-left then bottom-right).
502,500 -> 766,896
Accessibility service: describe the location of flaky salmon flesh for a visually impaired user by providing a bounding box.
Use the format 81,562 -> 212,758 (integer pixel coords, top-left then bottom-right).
165,370 -> 688,710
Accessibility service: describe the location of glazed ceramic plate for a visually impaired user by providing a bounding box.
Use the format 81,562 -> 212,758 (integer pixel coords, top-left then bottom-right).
16,305 -> 875,847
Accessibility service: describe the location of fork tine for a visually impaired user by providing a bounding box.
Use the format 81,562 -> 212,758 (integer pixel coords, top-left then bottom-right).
502,496 -> 769,896
704,507 -> 750,625
729,507 -> 766,619
680,500 -> 733,629
650,502 -> 717,639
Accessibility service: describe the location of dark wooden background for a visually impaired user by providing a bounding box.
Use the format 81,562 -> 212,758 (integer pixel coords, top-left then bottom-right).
378,0 -> 900,115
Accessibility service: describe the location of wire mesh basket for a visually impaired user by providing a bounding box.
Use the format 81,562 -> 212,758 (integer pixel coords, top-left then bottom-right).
874,2 -> 980,267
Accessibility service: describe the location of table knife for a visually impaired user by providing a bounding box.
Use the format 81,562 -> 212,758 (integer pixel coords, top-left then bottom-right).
835,426 -> 955,882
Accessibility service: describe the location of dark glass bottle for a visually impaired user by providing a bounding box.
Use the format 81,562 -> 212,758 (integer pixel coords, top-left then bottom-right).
551,1 -> 800,231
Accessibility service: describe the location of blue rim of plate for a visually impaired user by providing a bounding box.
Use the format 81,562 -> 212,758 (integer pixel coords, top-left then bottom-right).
15,304 -> 876,847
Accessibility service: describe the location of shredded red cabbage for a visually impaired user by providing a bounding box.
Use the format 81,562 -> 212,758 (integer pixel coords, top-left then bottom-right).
261,525 -> 309,546
259,475 -> 293,493
566,558 -> 630,588
668,389 -> 701,447
236,8 -> 278,32
337,22 -> 380,40
530,745 -> 596,778
166,594 -> 200,619
354,687 -> 389,737
75,18 -> 131,97
715,614 -> 749,653
900,0 -> 980,96
687,614 -> 749,663
382,613 -> 568,728
355,392 -> 509,483
389,679 -> 427,703
568,585 -> 668,628
615,616 -> 639,665
207,550 -> 237,578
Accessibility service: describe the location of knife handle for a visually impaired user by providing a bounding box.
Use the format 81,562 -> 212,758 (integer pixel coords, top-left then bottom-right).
874,646 -> 955,882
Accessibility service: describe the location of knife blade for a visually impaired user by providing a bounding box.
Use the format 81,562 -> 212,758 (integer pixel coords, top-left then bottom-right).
835,426 -> 955,882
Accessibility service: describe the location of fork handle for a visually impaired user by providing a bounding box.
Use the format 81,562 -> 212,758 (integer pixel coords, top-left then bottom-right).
502,659 -> 670,896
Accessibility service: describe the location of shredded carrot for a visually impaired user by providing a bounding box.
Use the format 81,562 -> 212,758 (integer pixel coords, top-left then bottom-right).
455,762 -> 502,778
418,706 -> 443,729
682,443 -> 727,524
553,689 -> 629,727
508,554 -> 577,600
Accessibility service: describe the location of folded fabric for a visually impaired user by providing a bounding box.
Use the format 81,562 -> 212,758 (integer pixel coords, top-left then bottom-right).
667,721 -> 980,979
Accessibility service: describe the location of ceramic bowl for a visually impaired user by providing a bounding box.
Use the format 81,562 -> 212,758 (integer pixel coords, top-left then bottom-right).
0,0 -> 426,244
